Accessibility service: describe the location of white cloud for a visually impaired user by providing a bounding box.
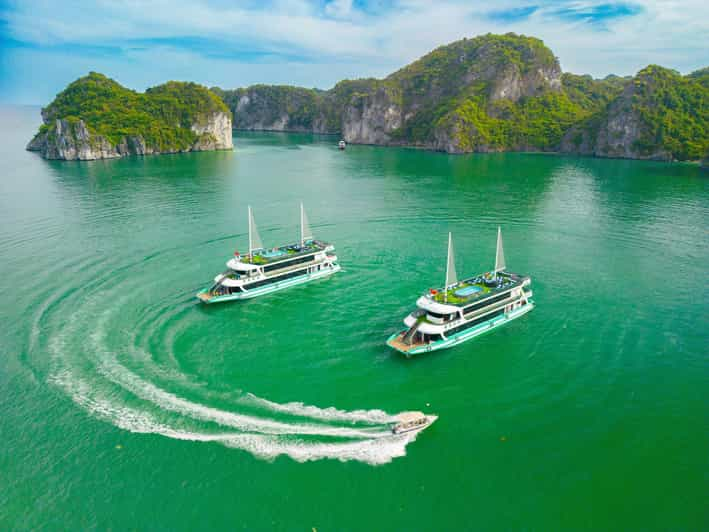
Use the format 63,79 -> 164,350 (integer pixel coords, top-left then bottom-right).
1,0 -> 708,103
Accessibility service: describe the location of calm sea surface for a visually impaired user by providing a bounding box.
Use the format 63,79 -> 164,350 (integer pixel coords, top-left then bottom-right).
1,105 -> 707,530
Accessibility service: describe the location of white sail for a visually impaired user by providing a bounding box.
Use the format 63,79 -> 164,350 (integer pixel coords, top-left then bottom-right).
445,232 -> 457,296
494,226 -> 506,275
300,202 -> 313,246
248,205 -> 263,254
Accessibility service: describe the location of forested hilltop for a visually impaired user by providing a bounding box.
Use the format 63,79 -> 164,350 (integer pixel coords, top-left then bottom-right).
28,73 -> 233,160
215,33 -> 708,162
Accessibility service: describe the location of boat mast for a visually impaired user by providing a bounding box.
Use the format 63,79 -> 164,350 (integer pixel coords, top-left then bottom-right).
300,202 -> 305,247
247,205 -> 264,257
248,205 -> 253,259
494,226 -> 506,279
300,202 -> 312,247
444,232 -> 457,303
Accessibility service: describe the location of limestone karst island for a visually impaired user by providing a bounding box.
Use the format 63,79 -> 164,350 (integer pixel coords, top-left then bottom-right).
27,73 -> 233,160
28,34 -> 708,163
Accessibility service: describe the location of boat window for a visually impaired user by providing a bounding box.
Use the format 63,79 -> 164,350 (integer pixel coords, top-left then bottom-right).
462,292 -> 511,314
263,254 -> 316,273
427,310 -> 453,319
447,309 -> 505,336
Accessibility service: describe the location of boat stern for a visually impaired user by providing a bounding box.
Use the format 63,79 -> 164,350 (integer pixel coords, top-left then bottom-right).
196,288 -> 232,304
386,331 -> 416,356
386,331 -> 443,357
196,290 -> 214,303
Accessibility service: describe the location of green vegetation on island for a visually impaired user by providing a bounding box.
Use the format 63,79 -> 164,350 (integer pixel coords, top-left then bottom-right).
562,65 -> 709,161
384,33 -> 567,148
630,66 -> 709,160
32,35 -> 707,162
29,72 -> 232,159
212,84 -> 325,131
215,33 -> 708,161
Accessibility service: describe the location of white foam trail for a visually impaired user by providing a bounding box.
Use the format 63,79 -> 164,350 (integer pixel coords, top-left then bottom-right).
50,370 -> 416,465
96,353 -> 390,438
240,393 -> 397,424
220,431 -> 417,464
45,288 -> 423,465
85,304 -> 393,439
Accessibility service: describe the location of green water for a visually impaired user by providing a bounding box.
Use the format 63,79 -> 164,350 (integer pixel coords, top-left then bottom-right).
1,105 -> 707,530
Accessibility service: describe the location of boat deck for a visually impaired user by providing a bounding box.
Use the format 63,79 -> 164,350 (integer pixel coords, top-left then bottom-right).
241,239 -> 329,266
430,271 -> 527,307
387,334 -> 423,353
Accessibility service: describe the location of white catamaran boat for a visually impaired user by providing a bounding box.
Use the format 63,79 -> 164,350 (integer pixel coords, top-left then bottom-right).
197,203 -> 340,303
387,227 -> 534,356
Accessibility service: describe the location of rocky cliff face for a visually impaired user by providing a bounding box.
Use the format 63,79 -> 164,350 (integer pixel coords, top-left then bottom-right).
560,83 -> 652,159
560,65 -> 708,161
559,76 -> 671,160
28,111 -> 232,161
190,111 -> 233,151
339,34 -> 564,151
341,87 -> 403,144
213,86 -> 333,133
214,34 -> 707,161
27,117 -> 119,160
218,34 -> 569,153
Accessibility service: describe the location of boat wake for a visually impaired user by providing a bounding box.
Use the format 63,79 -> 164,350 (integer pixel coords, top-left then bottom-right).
239,393 -> 396,425
35,255 -> 420,465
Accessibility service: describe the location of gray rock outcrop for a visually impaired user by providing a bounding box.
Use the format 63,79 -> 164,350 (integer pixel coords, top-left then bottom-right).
27,111 -> 232,161
559,81 -> 671,161
341,88 -> 403,144
27,118 -> 120,160
191,111 -> 233,151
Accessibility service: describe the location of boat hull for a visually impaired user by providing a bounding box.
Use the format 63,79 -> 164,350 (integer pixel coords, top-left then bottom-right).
197,264 -> 341,303
387,301 -> 535,356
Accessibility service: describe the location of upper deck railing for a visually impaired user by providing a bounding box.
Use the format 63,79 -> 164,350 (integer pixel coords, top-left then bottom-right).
427,271 -> 526,307
239,239 -> 330,265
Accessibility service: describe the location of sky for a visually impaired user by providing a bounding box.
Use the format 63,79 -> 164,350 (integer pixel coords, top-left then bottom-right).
1,0 -> 707,104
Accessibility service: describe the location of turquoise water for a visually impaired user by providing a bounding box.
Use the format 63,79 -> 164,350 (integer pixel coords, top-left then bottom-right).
0,105 -> 707,529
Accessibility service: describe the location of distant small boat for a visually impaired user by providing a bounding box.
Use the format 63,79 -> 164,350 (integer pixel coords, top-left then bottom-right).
391,411 -> 437,434
338,140 -> 346,150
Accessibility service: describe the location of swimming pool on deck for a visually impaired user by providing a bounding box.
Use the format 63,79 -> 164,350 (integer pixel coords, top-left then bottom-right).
454,285 -> 483,297
261,249 -> 287,258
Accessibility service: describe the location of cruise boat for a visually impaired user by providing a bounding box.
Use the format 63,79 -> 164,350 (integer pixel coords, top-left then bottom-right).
196,203 -> 340,303
391,412 -> 437,435
387,228 -> 534,356
338,140 -> 346,150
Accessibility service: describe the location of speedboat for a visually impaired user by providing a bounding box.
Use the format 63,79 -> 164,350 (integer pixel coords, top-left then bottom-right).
391,411 -> 437,434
